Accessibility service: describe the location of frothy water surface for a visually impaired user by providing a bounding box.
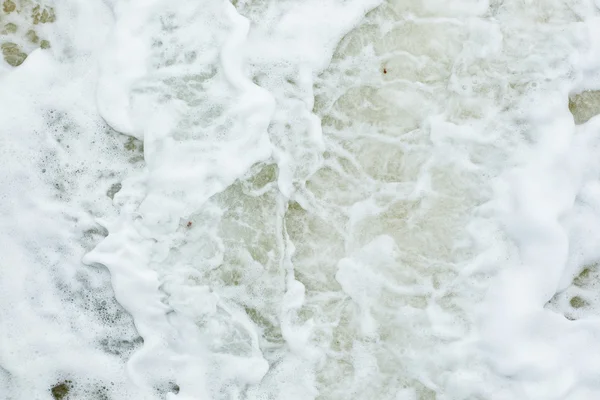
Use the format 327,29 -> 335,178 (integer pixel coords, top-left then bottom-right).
3,0 -> 600,399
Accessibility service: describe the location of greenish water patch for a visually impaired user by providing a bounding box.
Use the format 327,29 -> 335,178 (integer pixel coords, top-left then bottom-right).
546,263 -> 600,321
2,0 -> 15,13
569,91 -> 600,125
247,163 -> 277,190
123,136 -> 144,163
574,266 -> 592,287
51,380 -> 72,400
99,336 -> 143,357
106,182 -> 122,199
244,306 -> 283,343
1,1 -> 55,66
31,4 -> 55,24
570,296 -> 587,309
25,28 -> 38,43
1,42 -> 26,66
3,22 -> 17,33
124,136 -> 143,152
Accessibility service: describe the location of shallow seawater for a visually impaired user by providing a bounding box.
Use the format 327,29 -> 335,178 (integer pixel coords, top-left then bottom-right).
3,0 -> 600,399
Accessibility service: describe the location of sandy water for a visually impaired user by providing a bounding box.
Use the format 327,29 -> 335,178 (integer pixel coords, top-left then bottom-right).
3,0 -> 600,399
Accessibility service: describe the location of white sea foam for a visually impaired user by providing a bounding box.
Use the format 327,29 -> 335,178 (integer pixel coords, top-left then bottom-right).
3,0 -> 600,399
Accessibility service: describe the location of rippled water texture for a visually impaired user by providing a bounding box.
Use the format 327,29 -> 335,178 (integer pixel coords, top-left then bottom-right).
3,0 -> 600,399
